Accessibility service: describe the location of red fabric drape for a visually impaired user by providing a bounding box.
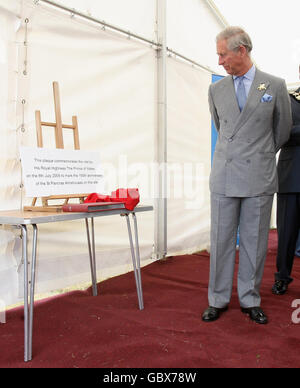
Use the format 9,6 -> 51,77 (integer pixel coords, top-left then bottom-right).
84,188 -> 140,211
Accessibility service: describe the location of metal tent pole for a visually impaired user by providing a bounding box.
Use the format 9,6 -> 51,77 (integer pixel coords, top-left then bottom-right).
38,0 -> 218,75
153,0 -> 167,260
38,0 -> 158,47
203,0 -> 229,28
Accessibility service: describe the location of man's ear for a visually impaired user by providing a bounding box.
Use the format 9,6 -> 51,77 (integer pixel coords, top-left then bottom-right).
239,45 -> 247,57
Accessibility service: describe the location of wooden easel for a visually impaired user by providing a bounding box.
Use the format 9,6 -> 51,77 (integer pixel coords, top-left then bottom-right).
24,82 -> 89,212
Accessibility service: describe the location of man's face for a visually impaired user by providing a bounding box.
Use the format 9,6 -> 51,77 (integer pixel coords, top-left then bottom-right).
217,39 -> 243,76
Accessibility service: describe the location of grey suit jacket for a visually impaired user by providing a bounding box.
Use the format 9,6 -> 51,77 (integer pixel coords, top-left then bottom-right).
209,68 -> 292,197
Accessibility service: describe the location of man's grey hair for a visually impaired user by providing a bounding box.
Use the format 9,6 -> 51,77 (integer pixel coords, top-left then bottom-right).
216,26 -> 253,53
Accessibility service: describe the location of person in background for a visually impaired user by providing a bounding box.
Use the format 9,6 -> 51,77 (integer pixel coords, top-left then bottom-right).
295,232 -> 300,257
202,26 -> 292,324
272,86 -> 300,295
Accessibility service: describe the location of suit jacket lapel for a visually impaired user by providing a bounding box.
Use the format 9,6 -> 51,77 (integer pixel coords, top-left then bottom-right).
219,76 -> 241,120
231,69 -> 270,137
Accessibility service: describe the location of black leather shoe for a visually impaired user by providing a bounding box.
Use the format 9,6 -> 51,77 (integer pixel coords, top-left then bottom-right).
202,306 -> 228,322
272,280 -> 288,295
241,307 -> 268,324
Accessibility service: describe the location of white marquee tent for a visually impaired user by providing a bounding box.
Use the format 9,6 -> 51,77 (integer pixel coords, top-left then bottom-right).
0,0 -> 299,308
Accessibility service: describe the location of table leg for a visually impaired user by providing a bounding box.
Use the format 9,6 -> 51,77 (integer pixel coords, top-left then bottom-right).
85,218 -> 98,296
21,225 -> 29,362
21,224 -> 38,362
132,213 -> 143,308
29,225 -> 38,361
125,213 -> 144,310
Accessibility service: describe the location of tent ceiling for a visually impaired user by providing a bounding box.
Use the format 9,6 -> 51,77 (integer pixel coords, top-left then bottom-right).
37,0 -> 300,85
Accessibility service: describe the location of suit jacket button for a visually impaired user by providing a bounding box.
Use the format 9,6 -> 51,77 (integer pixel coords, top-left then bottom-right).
247,160 -> 251,163
228,138 -> 233,142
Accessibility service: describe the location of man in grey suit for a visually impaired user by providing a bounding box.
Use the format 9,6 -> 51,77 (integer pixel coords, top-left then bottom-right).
202,26 -> 292,324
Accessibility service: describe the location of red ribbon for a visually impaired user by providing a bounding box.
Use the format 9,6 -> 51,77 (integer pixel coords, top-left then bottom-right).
84,188 -> 140,211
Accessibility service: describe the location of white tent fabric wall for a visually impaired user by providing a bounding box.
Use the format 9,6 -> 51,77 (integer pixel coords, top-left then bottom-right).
52,0 -> 157,42
0,0 -> 220,306
0,2 -> 21,211
0,1 -> 23,307
167,57 -> 211,255
166,0 -> 223,74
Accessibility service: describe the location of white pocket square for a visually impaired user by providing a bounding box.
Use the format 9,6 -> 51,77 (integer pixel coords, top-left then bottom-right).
261,93 -> 273,102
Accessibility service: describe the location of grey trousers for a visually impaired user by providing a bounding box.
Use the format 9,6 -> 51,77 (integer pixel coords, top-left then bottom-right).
208,193 -> 274,309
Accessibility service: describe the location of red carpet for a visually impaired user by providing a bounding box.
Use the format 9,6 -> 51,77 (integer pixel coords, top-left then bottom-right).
1,230 -> 299,368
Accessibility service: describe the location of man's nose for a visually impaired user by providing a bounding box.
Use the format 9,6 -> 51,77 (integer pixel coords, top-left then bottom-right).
218,56 -> 224,65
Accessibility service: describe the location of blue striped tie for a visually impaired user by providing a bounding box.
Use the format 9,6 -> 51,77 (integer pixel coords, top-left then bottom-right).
236,76 -> 247,111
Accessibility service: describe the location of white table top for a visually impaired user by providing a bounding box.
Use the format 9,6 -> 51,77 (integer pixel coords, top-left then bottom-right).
0,205 -> 153,225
